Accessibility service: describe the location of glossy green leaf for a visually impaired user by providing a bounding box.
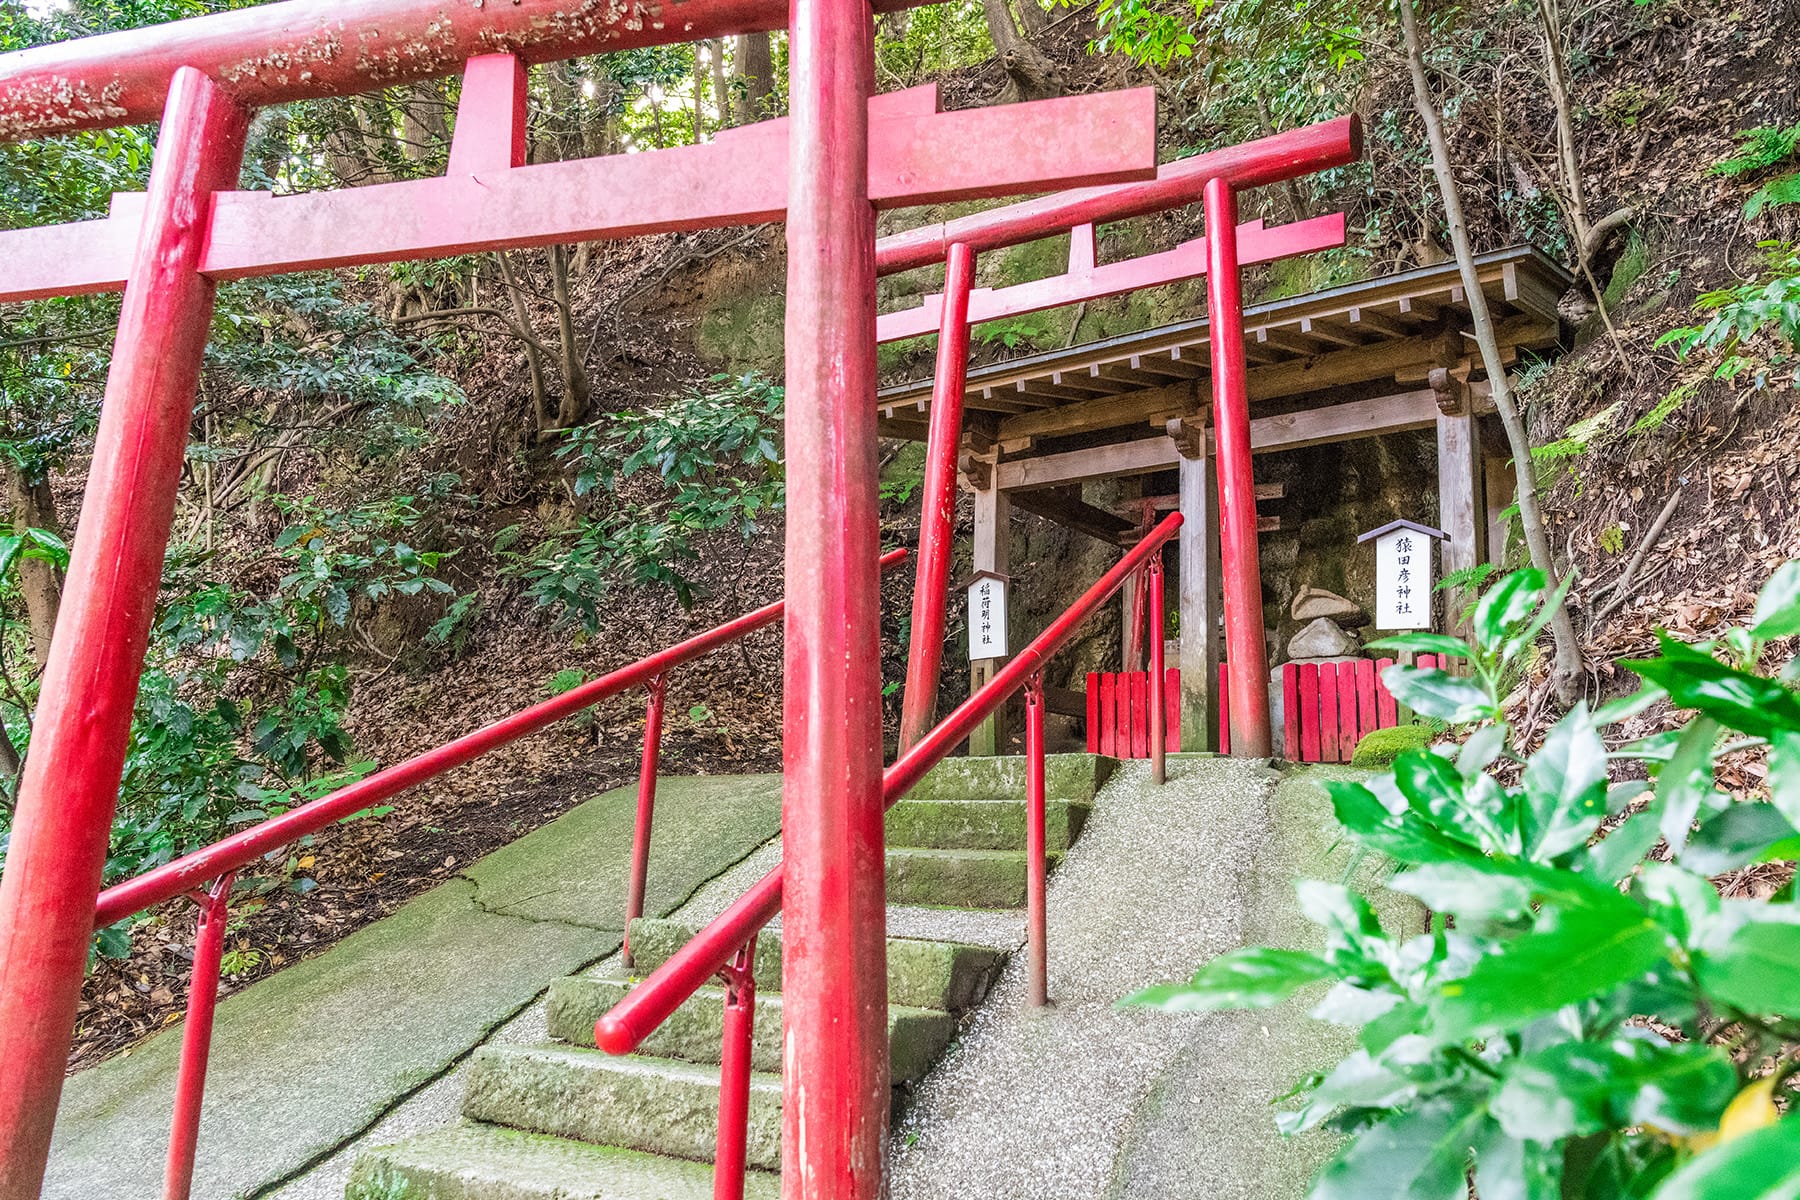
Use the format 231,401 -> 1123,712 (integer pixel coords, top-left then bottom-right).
1124,946 -> 1338,1014
1365,633 -> 1470,658
1472,1122 -> 1563,1200
1326,780 -> 1485,865
1392,749 -> 1499,847
1637,862 -> 1724,947
1307,1099 -> 1486,1200
1279,1050 -> 1419,1136
1493,1038 -> 1737,1141
1625,636 -> 1800,738
1695,917 -> 1800,1015
1390,862 -> 1534,919
1501,570 -> 1575,665
1521,704 -> 1610,861
1381,666 -> 1494,724
1682,804 -> 1800,876
1653,717 -> 1721,856
1431,892 -> 1671,1040
1767,730 -> 1800,832
1654,1117 -> 1800,1200
1751,561 -> 1800,640
1472,569 -> 1546,651
1592,683 -> 1668,727
1583,810 -> 1663,884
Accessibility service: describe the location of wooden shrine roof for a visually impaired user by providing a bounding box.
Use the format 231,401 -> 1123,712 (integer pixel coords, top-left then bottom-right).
875,245 -> 1571,447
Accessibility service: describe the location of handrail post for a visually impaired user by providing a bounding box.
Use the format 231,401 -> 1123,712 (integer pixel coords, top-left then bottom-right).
899,239 -> 976,752
1148,556 -> 1167,785
1204,176 -> 1272,757
0,69 -> 249,1196
625,673 -> 668,968
714,935 -> 758,1200
1024,674 -> 1048,1008
1124,563 -> 1147,672
163,871 -> 236,1200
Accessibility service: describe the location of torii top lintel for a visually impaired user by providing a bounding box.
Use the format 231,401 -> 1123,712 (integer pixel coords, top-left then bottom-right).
0,0 -> 925,144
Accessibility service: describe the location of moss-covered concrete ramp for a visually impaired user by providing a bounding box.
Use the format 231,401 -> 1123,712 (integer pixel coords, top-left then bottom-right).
343,753 -> 1108,1199
44,774 -> 788,1200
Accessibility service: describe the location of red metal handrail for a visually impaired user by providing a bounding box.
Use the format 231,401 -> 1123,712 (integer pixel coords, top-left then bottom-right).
594,511 -> 1183,1055
90,548 -> 905,1200
597,515 -> 1181,1196
92,547 -> 906,929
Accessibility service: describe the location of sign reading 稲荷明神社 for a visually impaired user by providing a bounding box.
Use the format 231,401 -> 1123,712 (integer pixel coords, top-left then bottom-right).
1356,520 -> 1448,631
967,570 -> 1010,659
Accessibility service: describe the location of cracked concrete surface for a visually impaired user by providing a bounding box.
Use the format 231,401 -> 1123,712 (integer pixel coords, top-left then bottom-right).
47,773 -> 783,1200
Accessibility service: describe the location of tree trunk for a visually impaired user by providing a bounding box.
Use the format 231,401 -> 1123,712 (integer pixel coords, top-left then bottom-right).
550,244 -> 592,429
5,467 -> 63,670
737,33 -> 774,123
1012,0 -> 1049,36
709,40 -> 732,130
1399,0 -> 1581,705
0,718 -> 20,791
496,251 -> 554,433
692,45 -> 705,143
981,0 -> 1061,102
1535,0 -> 1628,351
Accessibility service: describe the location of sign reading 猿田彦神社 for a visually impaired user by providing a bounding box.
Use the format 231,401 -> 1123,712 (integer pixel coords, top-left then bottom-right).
966,570 -> 1010,659
1356,520 -> 1448,631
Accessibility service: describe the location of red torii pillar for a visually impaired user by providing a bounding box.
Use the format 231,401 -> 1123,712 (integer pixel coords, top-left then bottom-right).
1204,178 -> 1272,757
781,1 -> 891,1195
0,69 -> 250,1200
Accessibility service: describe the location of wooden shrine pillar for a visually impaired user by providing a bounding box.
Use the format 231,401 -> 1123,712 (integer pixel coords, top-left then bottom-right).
1432,368 -> 1486,639
1484,446 -> 1514,567
1171,415 -> 1221,750
968,462 -> 1011,756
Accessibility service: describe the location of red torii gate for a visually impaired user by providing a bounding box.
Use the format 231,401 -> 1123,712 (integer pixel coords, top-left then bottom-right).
0,3 -> 1358,1196
0,5 -> 1157,1197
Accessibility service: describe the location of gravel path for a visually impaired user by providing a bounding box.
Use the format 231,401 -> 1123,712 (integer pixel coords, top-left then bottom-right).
887,756 -> 1285,1200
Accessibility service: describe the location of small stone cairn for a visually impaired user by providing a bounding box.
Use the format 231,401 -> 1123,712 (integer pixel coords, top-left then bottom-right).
1269,587 -> 1369,757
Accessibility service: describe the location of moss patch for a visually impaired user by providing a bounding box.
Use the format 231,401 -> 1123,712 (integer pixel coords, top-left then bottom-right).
1350,723 -> 1432,767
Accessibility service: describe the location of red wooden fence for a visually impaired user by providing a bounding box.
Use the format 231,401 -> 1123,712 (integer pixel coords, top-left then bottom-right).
1281,656 -> 1433,763
1086,668 -> 1181,758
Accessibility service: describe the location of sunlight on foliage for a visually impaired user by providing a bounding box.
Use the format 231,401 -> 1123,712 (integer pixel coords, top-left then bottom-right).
1129,566 -> 1800,1197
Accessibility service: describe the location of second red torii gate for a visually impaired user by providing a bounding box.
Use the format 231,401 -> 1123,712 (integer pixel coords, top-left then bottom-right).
872,122 -> 1359,756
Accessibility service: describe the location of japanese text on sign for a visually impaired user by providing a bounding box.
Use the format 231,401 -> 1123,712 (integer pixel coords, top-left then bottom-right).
1374,529 -> 1433,630
968,575 -> 1010,659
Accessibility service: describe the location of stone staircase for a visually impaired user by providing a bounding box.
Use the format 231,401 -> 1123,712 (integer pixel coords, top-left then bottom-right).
345,754 -> 1110,1200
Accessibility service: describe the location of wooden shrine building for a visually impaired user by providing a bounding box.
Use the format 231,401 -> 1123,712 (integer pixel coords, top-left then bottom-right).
876,245 -> 1572,749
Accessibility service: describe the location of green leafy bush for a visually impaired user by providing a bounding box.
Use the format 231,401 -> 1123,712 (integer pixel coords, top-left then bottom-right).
505,373 -> 785,629
1130,566 -> 1800,1197
1657,241 -> 1800,389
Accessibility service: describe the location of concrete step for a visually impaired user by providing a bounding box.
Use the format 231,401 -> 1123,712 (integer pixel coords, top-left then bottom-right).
628,919 -> 1003,1012
906,752 -> 1113,805
348,1122 -> 779,1200
546,975 -> 955,1081
462,1045 -> 784,1171
886,846 -> 1057,911
885,795 -> 1090,852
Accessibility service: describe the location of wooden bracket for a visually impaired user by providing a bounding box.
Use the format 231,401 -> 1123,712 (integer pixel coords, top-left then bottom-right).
959,450 -> 994,490
1166,415 -> 1207,460
1429,365 -> 1472,416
